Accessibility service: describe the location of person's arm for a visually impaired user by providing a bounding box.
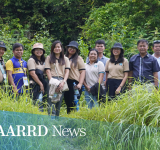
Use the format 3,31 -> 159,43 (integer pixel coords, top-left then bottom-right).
104,72 -> 109,86
128,71 -> 133,90
6,60 -> 18,93
83,79 -> 90,92
77,70 -> 86,90
29,71 -> 44,93
153,72 -> 158,87
46,69 -> 52,81
7,70 -> 17,93
98,73 -> 104,84
115,72 -> 128,94
57,69 -> 69,91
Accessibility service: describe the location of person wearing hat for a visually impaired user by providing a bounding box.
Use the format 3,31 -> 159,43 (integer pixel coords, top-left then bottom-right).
105,43 -> 129,100
6,43 -> 27,94
0,41 -> 7,84
27,43 -> 48,110
64,41 -> 85,113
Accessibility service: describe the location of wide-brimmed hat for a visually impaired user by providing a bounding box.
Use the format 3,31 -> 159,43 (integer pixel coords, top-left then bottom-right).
66,41 -> 79,50
32,43 -> 45,53
111,43 -> 124,51
0,41 -> 7,51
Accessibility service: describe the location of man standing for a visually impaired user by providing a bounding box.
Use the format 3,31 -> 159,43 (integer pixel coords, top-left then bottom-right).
152,40 -> 160,86
6,43 -> 28,94
0,41 -> 7,84
86,40 -> 109,89
129,39 -> 160,88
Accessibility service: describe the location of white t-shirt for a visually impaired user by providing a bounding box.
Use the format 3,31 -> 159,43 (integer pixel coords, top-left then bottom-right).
152,53 -> 160,86
85,61 -> 105,89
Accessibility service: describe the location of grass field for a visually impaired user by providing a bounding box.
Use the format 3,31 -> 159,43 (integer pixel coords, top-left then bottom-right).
0,83 -> 160,149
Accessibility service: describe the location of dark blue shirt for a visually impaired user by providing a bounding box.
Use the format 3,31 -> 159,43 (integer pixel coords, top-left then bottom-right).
129,53 -> 160,83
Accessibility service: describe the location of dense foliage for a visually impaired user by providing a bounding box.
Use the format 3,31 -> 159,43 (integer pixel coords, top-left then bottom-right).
1,0 -> 160,60
80,0 -> 160,59
0,0 -> 110,45
0,20 -> 53,62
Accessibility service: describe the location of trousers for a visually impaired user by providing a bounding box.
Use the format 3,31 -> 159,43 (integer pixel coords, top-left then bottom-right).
64,79 -> 82,114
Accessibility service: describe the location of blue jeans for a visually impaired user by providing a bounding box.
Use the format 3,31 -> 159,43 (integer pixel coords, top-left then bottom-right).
85,90 -> 98,109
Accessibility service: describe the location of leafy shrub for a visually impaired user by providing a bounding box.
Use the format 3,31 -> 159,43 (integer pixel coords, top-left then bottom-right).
79,0 -> 160,59
0,20 -> 54,62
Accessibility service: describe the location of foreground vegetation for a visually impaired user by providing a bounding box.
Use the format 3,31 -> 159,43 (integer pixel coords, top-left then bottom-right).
61,83 -> 160,127
0,87 -> 47,115
1,84 -> 160,149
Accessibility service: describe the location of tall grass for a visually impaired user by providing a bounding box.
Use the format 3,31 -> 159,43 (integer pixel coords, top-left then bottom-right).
1,83 -> 160,149
0,85 -> 47,115
61,83 -> 160,127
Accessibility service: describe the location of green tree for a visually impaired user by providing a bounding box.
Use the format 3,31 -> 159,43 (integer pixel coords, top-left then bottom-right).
1,0 -> 111,45
79,0 -> 160,59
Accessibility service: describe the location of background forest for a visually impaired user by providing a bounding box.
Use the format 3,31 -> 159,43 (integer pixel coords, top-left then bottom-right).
1,1 -> 160,149
1,0 -> 160,62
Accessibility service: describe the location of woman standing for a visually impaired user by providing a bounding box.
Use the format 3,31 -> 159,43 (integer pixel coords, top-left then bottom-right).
64,41 -> 85,114
84,49 -> 105,109
105,43 -> 129,100
45,40 -> 70,116
0,41 -> 7,85
28,43 -> 48,110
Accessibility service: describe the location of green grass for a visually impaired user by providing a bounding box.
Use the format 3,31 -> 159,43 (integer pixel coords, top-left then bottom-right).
1,83 -> 160,149
61,83 -> 160,127
0,85 -> 47,115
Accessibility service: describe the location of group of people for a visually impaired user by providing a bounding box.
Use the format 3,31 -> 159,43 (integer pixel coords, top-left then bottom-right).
0,39 -> 160,116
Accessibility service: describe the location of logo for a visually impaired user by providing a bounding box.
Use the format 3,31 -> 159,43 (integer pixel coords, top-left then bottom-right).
94,65 -> 98,68
119,63 -> 123,66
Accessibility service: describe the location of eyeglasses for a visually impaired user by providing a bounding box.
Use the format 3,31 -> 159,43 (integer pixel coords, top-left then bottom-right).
153,40 -> 160,43
68,47 -> 76,50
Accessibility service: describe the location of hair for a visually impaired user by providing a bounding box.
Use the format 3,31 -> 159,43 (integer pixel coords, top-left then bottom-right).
88,48 -> 98,63
66,46 -> 79,68
153,40 -> 160,47
95,39 -> 105,47
13,43 -> 24,51
137,39 -> 149,46
110,48 -> 124,63
49,40 -> 65,65
30,49 -> 45,65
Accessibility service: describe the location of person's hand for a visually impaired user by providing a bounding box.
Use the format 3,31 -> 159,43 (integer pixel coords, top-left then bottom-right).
39,83 -> 44,94
56,81 -> 65,92
13,85 -> 18,95
13,85 -> 18,93
86,85 -> 90,92
115,86 -> 121,95
76,83 -> 82,90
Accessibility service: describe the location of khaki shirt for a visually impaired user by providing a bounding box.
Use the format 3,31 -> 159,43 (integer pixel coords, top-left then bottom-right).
0,59 -> 5,83
27,58 -> 45,84
69,56 -> 85,81
85,61 -> 105,88
45,56 -> 70,78
28,58 -> 45,72
105,58 -> 129,79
